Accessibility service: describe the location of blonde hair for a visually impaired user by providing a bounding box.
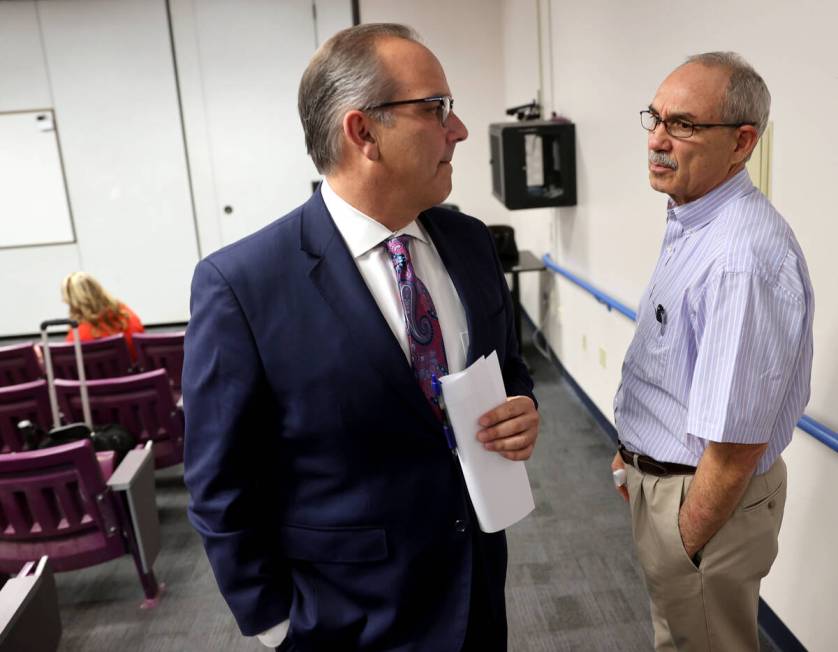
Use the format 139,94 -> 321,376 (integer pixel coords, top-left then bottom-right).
61,272 -> 128,335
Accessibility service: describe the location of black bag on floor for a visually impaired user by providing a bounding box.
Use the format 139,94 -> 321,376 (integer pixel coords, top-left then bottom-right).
90,423 -> 136,462
18,420 -> 136,464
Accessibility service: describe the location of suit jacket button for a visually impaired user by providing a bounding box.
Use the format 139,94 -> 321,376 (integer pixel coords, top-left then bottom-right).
455,519 -> 467,533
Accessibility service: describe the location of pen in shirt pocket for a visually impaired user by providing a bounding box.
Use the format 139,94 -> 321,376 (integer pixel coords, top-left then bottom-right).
431,374 -> 458,456
655,303 -> 667,335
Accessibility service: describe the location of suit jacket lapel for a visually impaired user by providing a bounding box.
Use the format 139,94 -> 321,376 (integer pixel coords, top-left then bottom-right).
300,191 -> 441,432
419,211 -> 488,366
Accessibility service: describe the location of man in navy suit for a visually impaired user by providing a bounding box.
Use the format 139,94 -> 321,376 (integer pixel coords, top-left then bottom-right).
183,23 -> 539,652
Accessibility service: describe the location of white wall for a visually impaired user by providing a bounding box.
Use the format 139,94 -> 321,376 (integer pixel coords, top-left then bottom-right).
170,0 -> 321,254
169,0 -> 353,259
0,0 -> 352,337
0,0 -> 199,335
0,1 -> 81,332
363,1 -> 837,648
38,0 -> 200,327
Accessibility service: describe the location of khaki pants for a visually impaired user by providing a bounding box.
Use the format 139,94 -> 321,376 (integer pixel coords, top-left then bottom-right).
625,458 -> 786,651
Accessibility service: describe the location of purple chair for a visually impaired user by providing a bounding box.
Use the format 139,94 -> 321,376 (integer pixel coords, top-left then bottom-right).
45,335 -> 133,380
133,331 -> 185,395
0,343 -> 42,387
54,369 -> 184,469
0,557 -> 62,651
0,440 -> 163,608
0,380 -> 52,454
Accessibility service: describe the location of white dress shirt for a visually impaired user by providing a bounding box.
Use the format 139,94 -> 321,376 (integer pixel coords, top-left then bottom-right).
321,178 -> 469,373
258,179 -> 469,647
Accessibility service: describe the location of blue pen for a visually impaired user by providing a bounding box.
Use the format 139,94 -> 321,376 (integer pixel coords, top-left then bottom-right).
431,374 -> 458,456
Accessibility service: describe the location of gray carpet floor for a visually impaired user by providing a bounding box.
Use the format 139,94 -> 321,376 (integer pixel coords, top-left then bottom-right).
49,334 -> 781,651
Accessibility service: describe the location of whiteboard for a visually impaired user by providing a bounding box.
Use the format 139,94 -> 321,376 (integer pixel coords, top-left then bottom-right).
0,109 -> 75,248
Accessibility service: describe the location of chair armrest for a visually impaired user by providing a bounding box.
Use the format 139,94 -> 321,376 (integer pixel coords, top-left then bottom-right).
107,442 -> 161,572
0,557 -> 61,652
107,442 -> 152,489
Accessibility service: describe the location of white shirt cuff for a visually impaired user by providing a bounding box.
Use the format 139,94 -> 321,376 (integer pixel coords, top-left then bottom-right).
256,619 -> 289,648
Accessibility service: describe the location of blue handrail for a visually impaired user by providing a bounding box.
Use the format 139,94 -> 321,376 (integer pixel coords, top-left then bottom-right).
543,255 -> 637,321
542,253 -> 838,454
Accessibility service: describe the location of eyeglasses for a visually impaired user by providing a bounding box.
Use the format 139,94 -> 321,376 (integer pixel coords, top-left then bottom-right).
640,110 -> 754,139
365,95 -> 454,127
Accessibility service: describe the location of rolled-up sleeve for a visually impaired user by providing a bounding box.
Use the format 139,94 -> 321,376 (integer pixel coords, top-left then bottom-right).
686,269 -> 806,444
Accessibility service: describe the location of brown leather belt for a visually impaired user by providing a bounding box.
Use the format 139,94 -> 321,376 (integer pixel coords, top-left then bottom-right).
618,444 -> 696,477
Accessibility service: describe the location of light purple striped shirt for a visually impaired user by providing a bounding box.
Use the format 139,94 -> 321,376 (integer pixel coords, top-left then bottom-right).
614,169 -> 814,474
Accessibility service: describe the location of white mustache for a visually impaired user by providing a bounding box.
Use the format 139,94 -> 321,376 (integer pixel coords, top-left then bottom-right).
649,150 -> 678,170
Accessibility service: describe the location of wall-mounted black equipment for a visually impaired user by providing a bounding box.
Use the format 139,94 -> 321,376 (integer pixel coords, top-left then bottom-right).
489,120 -> 576,210
506,100 -> 541,121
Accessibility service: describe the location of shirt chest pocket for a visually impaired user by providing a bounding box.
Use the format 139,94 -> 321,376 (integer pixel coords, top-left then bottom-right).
626,310 -> 671,386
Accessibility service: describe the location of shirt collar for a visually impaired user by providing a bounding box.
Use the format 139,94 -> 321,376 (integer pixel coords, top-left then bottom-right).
321,178 -> 427,258
667,167 -> 754,232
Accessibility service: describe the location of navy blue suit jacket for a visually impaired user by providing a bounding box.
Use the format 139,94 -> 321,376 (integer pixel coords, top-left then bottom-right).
182,190 -> 534,651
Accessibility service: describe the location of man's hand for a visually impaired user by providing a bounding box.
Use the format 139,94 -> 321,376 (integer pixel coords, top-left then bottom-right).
476,396 -> 538,460
678,441 -> 767,559
611,452 -> 629,502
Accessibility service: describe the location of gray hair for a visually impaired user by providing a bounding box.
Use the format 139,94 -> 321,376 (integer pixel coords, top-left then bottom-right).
298,23 -> 420,174
684,51 -> 771,137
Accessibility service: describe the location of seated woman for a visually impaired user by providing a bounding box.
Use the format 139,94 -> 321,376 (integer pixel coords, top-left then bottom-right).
61,272 -> 145,362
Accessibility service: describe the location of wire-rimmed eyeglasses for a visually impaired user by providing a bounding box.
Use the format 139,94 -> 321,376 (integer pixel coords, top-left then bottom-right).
365,95 -> 454,127
640,110 -> 754,139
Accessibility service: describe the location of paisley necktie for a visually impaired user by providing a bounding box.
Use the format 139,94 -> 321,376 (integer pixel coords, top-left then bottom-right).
384,235 -> 449,421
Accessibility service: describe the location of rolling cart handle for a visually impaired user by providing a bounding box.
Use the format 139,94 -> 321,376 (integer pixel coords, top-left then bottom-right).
40,318 -> 92,429
40,318 -> 79,331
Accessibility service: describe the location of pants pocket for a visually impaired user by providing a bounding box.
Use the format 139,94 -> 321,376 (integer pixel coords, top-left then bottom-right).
741,476 -> 785,513
636,475 -> 700,582
670,475 -> 701,572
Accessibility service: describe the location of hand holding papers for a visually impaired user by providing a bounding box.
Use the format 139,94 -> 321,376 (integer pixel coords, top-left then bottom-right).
439,352 -> 535,533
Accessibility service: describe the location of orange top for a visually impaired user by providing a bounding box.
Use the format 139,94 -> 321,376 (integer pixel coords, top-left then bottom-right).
66,303 -> 145,362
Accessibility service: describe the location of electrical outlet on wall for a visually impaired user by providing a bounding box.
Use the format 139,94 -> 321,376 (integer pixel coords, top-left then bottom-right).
598,347 -> 607,369
582,334 -> 588,352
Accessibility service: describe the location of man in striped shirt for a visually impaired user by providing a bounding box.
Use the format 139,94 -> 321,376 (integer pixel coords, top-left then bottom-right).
612,53 -> 814,651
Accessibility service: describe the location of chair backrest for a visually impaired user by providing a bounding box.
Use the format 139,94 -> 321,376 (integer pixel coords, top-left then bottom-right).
133,331 -> 185,393
54,369 -> 184,468
0,343 -> 42,387
0,439 -> 125,573
45,335 -> 133,380
0,380 -> 53,454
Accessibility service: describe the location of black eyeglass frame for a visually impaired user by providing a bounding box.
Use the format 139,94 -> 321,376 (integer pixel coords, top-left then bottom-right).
640,109 -> 754,139
365,95 -> 454,127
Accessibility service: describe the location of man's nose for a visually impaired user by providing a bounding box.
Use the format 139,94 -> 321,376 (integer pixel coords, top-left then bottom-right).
647,120 -> 670,150
448,112 -> 468,143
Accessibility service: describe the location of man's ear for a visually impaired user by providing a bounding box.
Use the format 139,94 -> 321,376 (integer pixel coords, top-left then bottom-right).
732,124 -> 760,165
343,110 -> 380,162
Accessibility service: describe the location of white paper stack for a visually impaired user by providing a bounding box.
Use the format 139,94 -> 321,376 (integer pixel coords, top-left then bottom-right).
440,351 -> 535,533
